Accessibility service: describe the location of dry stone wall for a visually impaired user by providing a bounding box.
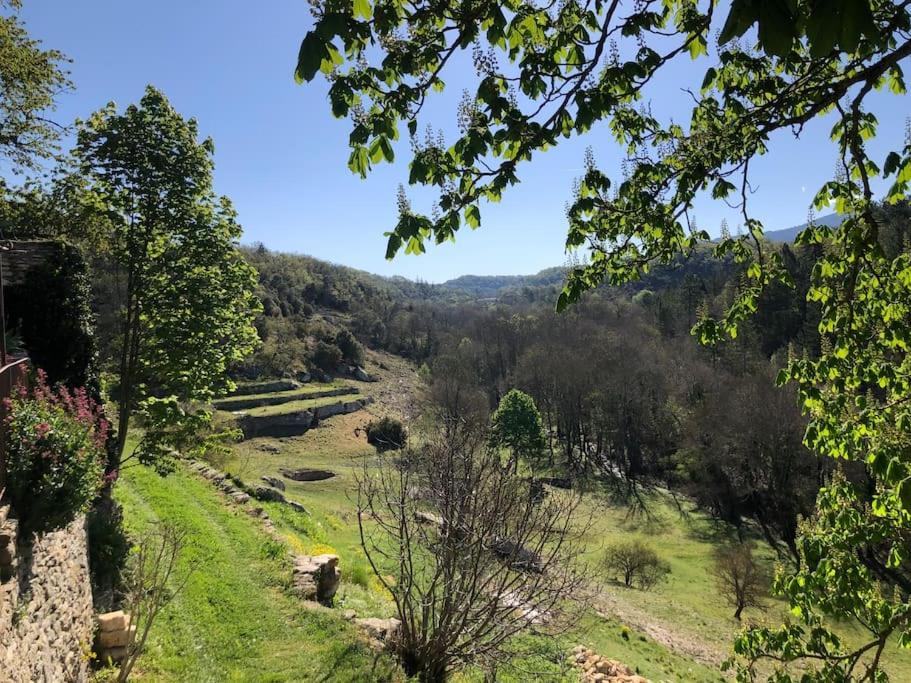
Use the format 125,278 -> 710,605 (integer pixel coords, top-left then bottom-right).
0,515 -> 94,683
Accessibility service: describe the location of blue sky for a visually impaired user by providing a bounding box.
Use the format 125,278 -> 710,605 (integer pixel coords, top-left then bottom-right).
13,1 -> 910,282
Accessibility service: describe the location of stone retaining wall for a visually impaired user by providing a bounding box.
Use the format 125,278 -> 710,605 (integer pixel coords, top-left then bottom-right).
237,397 -> 374,438
0,515 -> 94,682
215,386 -> 359,412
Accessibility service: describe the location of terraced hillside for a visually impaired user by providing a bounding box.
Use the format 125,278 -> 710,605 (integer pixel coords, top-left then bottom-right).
215,378 -> 375,439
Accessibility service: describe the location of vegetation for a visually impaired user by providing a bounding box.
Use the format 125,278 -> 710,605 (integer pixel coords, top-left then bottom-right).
713,544 -> 766,621
4,369 -> 108,531
357,424 -> 586,681
0,0 -> 70,170
364,416 -> 407,452
298,0 -> 911,677
72,86 -> 260,470
489,389 -> 546,473
602,540 -> 670,591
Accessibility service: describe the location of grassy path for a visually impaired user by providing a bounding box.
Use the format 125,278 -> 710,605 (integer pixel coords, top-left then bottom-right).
115,465 -> 397,682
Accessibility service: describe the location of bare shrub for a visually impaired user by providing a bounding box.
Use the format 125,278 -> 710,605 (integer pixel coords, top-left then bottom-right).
357,421 -> 589,681
602,539 -> 670,590
713,543 -> 767,620
116,524 -> 197,682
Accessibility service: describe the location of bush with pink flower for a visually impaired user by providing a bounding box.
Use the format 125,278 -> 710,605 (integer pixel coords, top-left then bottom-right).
4,370 -> 109,531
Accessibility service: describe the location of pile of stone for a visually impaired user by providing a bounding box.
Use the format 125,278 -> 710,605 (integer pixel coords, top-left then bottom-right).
292,554 -> 341,605
0,502 -> 16,583
96,610 -> 135,664
570,646 -> 650,682
189,462 -> 250,504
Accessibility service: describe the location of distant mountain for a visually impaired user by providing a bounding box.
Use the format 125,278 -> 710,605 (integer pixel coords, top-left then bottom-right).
763,212 -> 843,243
440,266 -> 567,297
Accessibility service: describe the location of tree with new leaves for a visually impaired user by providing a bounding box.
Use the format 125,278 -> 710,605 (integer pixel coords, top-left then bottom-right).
297,0 -> 911,677
0,0 -> 70,171
74,86 -> 260,472
490,388 -> 546,473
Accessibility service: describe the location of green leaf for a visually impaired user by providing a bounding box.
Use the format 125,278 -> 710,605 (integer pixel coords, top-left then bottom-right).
465,204 -> 481,228
294,32 -> 326,84
353,0 -> 372,20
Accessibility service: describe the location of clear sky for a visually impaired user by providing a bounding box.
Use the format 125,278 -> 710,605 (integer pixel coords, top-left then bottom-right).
12,1 -> 910,282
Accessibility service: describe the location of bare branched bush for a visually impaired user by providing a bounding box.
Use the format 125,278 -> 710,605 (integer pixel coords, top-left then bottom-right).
357,421 -> 589,682
713,543 -> 767,620
602,539 -> 670,590
117,524 -> 196,682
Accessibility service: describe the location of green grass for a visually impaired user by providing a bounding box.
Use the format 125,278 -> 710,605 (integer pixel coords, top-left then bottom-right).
118,372 -> 911,681
114,463 -> 399,682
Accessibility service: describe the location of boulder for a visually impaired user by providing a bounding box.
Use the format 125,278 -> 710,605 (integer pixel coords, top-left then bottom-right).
293,554 -> 341,604
356,617 -> 401,649
261,475 -> 286,491
288,501 -> 310,515
353,366 -> 371,382
252,486 -> 287,503
280,468 -> 336,482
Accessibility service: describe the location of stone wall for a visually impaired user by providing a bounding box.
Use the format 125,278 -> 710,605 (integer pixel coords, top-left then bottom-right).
0,515 -> 95,683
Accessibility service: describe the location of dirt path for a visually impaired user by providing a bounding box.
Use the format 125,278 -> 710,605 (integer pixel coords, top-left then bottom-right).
588,584 -> 728,671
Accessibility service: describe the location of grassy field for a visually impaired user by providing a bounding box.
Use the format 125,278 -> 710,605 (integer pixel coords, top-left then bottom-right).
115,362 -> 911,681
113,464 -> 399,682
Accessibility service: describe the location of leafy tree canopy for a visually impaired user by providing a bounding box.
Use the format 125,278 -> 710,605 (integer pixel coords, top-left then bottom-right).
73,86 -> 260,471
490,388 -> 546,466
0,0 -> 70,171
297,0 -> 911,678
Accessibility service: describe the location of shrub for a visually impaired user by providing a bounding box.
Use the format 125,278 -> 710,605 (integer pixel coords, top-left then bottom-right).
4,370 -> 108,531
335,328 -> 364,365
365,416 -> 407,452
602,539 -> 670,590
311,340 -> 343,372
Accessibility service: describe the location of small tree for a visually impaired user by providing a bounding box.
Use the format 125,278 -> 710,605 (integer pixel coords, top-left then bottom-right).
489,389 -> 546,473
365,416 -> 407,452
713,544 -> 766,621
602,540 -> 670,590
117,524 -> 196,682
357,426 -> 587,681
335,328 -> 364,365
312,340 -> 343,372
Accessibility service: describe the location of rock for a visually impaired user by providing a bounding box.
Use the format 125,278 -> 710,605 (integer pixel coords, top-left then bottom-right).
414,510 -> 443,527
288,501 -> 310,515
353,366 -> 371,382
356,617 -> 401,648
292,554 -> 341,604
256,443 -> 282,454
279,468 -> 336,482
261,475 -> 286,491
343,609 -> 357,621
231,492 -> 251,504
252,486 -> 286,503
96,610 -> 128,632
98,624 -> 135,648
296,371 -> 312,383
